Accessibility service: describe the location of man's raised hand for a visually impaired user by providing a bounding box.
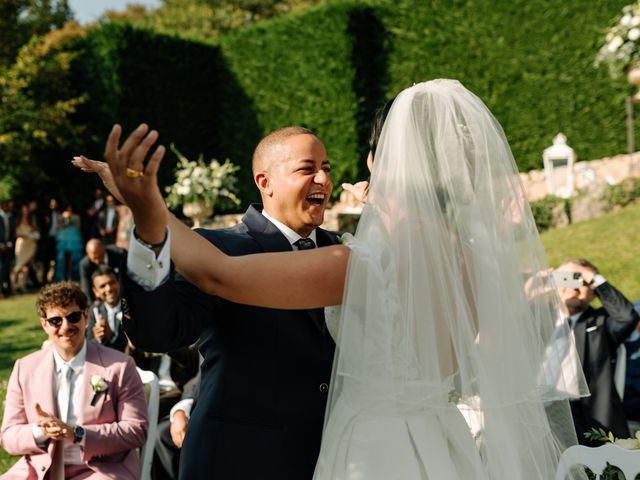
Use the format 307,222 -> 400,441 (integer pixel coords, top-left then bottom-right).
104,124 -> 168,245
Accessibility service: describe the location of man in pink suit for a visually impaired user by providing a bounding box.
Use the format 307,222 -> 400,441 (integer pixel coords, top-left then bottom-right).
0,281 -> 148,479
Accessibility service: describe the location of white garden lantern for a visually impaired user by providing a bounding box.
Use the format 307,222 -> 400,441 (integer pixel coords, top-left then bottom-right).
543,133 -> 576,198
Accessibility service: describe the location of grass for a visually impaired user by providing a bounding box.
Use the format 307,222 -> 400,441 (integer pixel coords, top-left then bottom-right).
540,202 -> 640,301
0,203 -> 638,473
0,293 -> 44,473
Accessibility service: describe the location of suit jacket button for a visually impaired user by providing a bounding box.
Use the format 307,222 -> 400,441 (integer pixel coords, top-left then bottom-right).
41,466 -> 46,471
319,383 -> 329,393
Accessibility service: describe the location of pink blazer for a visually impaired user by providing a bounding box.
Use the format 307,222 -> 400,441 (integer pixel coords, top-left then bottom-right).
0,342 -> 148,479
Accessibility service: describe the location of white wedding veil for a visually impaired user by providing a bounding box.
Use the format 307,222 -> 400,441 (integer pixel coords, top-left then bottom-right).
316,80 -> 589,479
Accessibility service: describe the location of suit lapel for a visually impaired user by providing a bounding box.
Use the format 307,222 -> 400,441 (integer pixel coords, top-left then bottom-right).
242,204 -> 293,253
80,342 -> 108,424
573,311 -> 589,367
35,348 -> 58,418
243,205 -> 338,335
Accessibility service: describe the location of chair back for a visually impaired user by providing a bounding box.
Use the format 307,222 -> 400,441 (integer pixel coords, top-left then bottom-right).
555,444 -> 640,480
137,367 -> 160,480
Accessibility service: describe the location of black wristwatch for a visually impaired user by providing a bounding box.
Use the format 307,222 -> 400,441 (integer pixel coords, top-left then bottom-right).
73,425 -> 86,444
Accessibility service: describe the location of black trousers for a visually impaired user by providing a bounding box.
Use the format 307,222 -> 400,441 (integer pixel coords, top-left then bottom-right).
153,416 -> 181,480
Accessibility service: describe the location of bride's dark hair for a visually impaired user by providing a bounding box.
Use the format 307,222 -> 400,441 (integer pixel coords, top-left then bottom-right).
368,99 -> 394,161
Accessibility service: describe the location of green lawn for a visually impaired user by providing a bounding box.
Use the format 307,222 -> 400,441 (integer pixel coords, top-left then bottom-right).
541,202 -> 640,301
0,203 -> 638,473
0,293 -> 43,473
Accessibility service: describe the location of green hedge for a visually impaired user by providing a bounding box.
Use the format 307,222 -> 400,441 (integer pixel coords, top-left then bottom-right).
70,23 -> 263,206
14,0 -> 640,209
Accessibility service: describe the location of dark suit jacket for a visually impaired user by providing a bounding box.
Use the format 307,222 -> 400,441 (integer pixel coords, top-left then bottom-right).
80,245 -> 125,302
87,301 -> 129,353
96,207 -> 119,245
121,204 -> 338,480
571,282 -> 639,440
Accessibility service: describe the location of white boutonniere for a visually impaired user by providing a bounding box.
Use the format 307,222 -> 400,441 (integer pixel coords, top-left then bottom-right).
337,233 -> 354,245
90,375 -> 108,406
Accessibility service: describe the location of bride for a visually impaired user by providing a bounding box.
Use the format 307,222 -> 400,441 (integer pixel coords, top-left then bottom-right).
77,79 -> 588,479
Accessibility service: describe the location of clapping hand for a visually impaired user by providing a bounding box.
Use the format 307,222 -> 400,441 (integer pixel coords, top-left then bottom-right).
35,403 -> 73,442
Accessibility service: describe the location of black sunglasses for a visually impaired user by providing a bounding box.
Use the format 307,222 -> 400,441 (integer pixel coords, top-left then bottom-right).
45,310 -> 84,328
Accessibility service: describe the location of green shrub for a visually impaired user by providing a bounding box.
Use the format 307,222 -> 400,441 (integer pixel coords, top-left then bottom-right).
529,195 -> 565,232
603,177 -> 640,209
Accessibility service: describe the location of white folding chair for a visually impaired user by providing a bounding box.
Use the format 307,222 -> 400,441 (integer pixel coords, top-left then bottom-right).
137,367 -> 160,480
555,444 -> 640,480
614,343 -> 627,400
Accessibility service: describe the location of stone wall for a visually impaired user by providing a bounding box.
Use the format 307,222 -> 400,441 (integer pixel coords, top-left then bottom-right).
206,151 -> 640,232
520,152 -> 640,202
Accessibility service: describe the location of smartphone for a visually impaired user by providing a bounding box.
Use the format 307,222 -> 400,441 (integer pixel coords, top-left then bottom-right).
552,271 -> 583,289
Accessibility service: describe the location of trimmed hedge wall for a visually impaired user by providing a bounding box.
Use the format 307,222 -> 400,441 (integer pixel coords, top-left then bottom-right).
44,0 -> 640,209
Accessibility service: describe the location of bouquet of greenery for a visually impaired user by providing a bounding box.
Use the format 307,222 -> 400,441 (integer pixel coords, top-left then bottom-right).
165,145 -> 241,211
595,3 -> 640,79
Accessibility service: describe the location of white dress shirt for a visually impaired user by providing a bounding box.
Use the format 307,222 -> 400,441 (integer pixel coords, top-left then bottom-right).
33,342 -> 87,465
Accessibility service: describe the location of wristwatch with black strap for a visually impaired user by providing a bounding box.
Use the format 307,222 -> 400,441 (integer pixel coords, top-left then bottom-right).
73,425 -> 86,444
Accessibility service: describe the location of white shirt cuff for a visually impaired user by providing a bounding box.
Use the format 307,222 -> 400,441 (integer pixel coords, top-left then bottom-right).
169,399 -> 194,422
32,424 -> 48,446
126,227 -> 171,290
591,274 -> 607,289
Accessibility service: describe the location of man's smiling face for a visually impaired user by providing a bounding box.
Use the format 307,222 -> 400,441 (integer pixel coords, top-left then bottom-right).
41,302 -> 88,360
262,133 -> 332,237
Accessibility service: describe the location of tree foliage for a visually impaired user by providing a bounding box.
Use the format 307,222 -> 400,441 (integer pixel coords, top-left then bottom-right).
0,21 -> 87,197
0,0 -> 72,68
100,0 -> 319,41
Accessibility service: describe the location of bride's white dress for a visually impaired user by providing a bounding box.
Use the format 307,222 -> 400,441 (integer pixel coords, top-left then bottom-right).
320,256 -> 485,480
318,329 -> 482,480
311,80 -> 588,480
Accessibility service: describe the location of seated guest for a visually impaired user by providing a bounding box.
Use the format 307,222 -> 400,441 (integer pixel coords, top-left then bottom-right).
79,238 -> 124,302
154,370 -> 200,480
554,259 -> 639,443
87,265 -> 127,352
0,281 -> 148,479
127,343 -> 199,419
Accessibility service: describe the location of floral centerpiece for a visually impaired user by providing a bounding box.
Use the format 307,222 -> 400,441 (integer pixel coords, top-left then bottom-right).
165,145 -> 241,227
595,2 -> 640,80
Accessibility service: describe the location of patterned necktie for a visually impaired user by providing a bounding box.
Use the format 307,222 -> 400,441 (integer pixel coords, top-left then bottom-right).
294,238 -> 316,250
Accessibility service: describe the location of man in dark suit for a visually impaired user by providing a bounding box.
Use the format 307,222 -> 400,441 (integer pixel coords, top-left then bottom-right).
95,195 -> 119,246
555,258 -> 639,443
153,360 -> 201,480
112,125 -> 337,479
79,238 -> 124,302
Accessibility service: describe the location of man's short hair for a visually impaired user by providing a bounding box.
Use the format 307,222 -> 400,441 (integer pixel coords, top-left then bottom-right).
91,265 -> 117,284
252,126 -> 317,174
36,281 -> 88,318
560,258 -> 599,274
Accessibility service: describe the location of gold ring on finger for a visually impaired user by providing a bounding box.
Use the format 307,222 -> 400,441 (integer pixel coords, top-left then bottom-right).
126,168 -> 144,178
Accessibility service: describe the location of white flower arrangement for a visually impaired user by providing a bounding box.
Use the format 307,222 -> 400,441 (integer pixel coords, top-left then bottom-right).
585,427 -> 640,450
595,2 -> 640,79
165,145 -> 241,211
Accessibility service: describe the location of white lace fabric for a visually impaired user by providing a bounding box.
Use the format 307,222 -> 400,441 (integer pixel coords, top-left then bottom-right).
316,80 -> 588,480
